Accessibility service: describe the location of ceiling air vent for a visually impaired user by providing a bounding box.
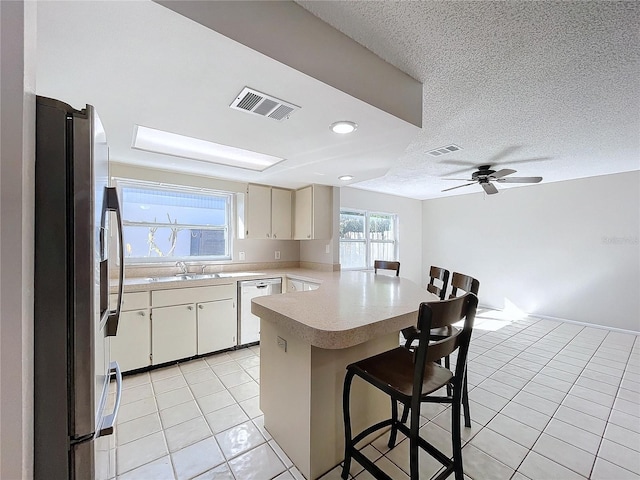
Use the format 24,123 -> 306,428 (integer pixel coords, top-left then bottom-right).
230,87 -> 300,122
428,144 -> 462,157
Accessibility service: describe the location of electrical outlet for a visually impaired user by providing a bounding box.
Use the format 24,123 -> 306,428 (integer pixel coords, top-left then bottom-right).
238,251 -> 245,261
275,251 -> 281,260
325,244 -> 330,254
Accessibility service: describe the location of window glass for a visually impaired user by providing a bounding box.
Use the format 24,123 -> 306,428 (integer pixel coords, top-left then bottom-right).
119,182 -> 232,261
339,210 -> 366,269
339,209 -> 398,270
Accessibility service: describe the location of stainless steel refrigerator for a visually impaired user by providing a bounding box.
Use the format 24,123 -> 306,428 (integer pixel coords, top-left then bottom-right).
34,96 -> 124,480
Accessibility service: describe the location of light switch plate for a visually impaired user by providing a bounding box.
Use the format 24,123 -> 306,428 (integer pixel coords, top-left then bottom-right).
275,250 -> 281,260
325,244 -> 330,254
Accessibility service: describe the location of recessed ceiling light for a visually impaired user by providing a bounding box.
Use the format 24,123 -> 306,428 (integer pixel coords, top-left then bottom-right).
338,175 -> 354,181
132,125 -> 284,171
330,121 -> 357,134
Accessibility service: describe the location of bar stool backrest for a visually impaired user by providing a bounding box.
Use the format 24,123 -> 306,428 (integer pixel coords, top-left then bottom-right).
374,260 -> 400,276
449,272 -> 480,299
427,266 -> 450,301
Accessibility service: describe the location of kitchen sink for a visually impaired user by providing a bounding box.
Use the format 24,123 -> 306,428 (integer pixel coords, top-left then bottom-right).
123,271 -> 265,285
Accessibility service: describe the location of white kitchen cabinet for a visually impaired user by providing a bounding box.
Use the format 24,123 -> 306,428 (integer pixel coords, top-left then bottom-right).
197,298 -> 236,354
287,278 -> 305,293
294,184 -> 332,240
110,292 -> 151,372
246,184 -> 272,239
287,277 -> 320,292
246,184 -> 293,239
271,187 -> 292,239
150,283 -> 237,364
151,303 -> 197,365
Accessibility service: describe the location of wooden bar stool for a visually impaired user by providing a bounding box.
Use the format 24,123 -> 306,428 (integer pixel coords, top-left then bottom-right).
342,292 -> 478,480
373,260 -> 400,276
402,266 -> 450,344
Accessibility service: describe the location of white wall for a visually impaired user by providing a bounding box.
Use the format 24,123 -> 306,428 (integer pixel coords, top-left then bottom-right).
422,171 -> 640,332
0,1 -> 36,477
341,187 -> 423,285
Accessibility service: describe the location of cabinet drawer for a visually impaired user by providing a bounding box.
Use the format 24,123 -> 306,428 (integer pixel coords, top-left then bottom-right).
110,291 -> 149,311
152,283 -> 236,307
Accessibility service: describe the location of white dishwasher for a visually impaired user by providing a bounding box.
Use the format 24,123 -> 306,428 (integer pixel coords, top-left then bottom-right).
238,278 -> 282,345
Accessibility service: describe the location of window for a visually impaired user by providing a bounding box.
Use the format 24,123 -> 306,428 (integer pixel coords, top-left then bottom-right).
339,209 -> 398,270
118,181 -> 232,262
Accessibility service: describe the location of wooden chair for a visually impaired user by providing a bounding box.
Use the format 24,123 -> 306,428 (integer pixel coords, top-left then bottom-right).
444,272 -> 479,427
342,293 -> 478,480
402,266 -> 450,344
449,272 -> 479,300
427,265 -> 450,300
402,271 -> 479,428
373,260 -> 400,276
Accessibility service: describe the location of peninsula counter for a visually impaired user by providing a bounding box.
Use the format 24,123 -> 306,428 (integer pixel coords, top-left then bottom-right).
252,271 -> 436,479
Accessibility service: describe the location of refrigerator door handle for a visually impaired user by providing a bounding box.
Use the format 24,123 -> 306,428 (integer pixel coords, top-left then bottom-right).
97,361 -> 122,438
105,187 -> 124,336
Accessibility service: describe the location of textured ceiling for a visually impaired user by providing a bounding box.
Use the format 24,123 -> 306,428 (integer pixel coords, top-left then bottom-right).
297,1 -> 640,199
36,1 -> 639,200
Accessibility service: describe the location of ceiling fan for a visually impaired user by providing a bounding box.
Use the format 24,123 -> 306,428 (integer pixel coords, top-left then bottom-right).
442,164 -> 543,195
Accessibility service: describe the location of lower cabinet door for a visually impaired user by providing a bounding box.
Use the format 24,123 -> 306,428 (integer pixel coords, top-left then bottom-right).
110,309 -> 150,372
303,282 -> 320,291
152,304 -> 197,365
197,299 -> 236,355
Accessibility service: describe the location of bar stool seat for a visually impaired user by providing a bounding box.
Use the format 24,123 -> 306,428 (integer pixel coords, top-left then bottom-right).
351,347 -> 454,399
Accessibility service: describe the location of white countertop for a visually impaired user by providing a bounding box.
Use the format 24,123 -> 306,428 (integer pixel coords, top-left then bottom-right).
251,270 -> 437,349
113,267 -> 323,293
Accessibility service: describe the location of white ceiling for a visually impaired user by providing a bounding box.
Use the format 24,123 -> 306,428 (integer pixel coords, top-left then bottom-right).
36,1 -> 639,200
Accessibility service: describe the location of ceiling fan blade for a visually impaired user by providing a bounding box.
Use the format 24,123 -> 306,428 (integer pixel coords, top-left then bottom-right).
486,145 -> 525,164
481,182 -> 499,195
438,160 -> 478,167
495,156 -> 552,166
442,182 -> 476,192
490,169 -> 517,179
442,178 -> 473,181
496,176 -> 543,184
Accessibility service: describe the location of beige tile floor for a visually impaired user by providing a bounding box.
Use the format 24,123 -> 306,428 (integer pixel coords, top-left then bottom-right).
111,309 -> 640,479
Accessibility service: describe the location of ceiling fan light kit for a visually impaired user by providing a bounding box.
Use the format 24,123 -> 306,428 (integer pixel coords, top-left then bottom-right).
442,164 -> 542,195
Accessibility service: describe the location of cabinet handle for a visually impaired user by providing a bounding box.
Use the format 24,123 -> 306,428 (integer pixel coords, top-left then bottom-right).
198,304 -> 204,310
266,233 -> 270,238
187,305 -> 194,311
307,234 -> 311,238
138,311 -> 145,317
273,234 -> 277,239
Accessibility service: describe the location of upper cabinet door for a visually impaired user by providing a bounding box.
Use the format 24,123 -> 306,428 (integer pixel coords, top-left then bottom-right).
294,186 -> 313,239
271,188 -> 292,240
246,184 -> 272,238
294,185 -> 332,240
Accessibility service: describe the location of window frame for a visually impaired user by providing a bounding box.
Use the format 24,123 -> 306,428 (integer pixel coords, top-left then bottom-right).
114,178 -> 234,264
339,208 -> 399,270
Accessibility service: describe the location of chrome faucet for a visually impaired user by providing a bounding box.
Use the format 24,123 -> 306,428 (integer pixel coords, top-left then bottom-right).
201,264 -> 207,274
176,261 -> 187,274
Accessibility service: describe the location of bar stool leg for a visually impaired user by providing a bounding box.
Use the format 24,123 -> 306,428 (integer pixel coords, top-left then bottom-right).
341,371 -> 355,480
462,366 -> 471,428
409,401 -> 421,480
451,384 -> 464,480
388,399 -> 400,448
445,355 -> 452,397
